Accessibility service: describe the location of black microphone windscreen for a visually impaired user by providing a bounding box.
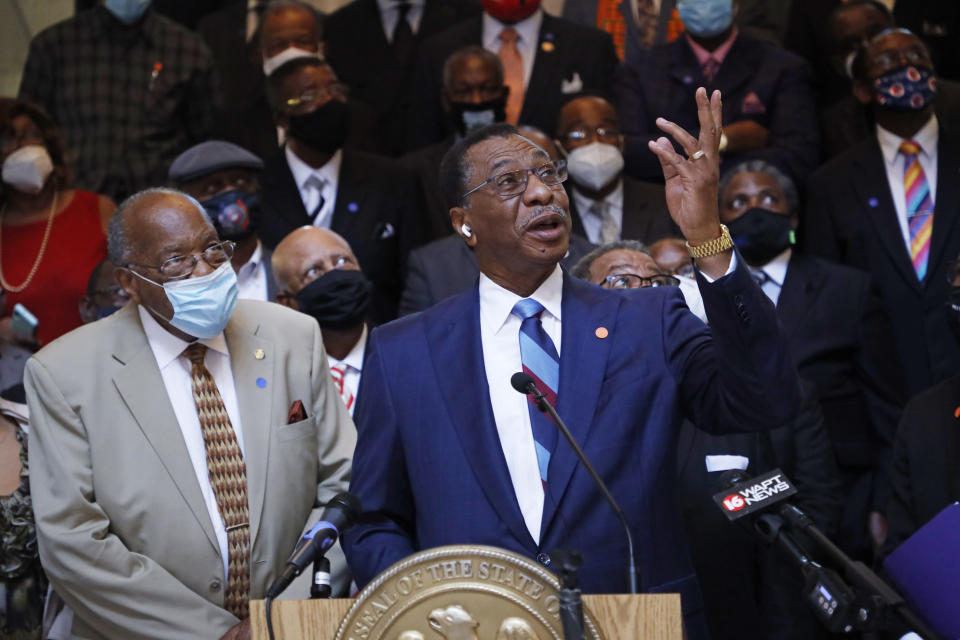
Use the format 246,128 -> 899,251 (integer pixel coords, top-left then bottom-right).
324,491 -> 362,529
511,371 -> 535,394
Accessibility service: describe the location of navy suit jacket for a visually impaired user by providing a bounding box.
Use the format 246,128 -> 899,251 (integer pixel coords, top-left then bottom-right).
342,259 -> 802,636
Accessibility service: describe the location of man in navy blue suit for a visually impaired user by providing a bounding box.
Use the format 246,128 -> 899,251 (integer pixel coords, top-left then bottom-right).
342,89 -> 802,639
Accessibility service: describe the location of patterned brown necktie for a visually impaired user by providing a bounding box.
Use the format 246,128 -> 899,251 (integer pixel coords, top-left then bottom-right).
183,343 -> 250,619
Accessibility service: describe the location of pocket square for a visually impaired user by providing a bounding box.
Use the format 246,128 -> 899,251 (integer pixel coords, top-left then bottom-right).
741,91 -> 766,115
287,400 -> 307,424
705,454 -> 749,472
561,72 -> 583,94
375,222 -> 395,240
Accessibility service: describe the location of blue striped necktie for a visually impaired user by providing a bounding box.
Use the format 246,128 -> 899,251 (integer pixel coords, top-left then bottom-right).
511,298 -> 559,489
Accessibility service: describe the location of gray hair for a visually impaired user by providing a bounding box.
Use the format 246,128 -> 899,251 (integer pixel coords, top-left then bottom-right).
107,187 -> 211,266
718,159 -> 799,214
571,239 -> 651,281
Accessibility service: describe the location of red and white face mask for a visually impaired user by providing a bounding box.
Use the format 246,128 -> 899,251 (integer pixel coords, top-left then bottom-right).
481,0 -> 541,23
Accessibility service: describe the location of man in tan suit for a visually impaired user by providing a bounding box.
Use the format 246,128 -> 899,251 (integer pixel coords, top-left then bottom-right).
25,189 -> 356,639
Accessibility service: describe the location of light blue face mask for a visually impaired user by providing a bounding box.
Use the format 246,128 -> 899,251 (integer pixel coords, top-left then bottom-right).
131,261 -> 239,339
104,0 -> 151,25
677,0 -> 733,38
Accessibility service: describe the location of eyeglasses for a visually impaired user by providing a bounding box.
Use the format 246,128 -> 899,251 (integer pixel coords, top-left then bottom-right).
562,126 -> 621,146
461,159 -> 567,201
124,241 -> 236,281
282,85 -> 349,113
601,273 -> 680,290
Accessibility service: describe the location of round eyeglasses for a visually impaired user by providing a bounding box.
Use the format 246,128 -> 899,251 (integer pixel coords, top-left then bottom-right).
602,273 -> 680,290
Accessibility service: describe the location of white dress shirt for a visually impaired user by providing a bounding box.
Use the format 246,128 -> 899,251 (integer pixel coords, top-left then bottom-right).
286,145 -> 342,229
570,180 -> 625,245
376,0 -> 425,42
138,306 -> 245,582
235,240 -> 269,302
482,9 -> 544,90
479,265 -> 563,543
752,248 -> 791,306
876,115 -> 939,253
327,324 -> 367,417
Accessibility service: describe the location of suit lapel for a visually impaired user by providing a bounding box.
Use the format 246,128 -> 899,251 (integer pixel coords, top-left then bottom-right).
224,311 -> 275,548
265,149 -> 311,228
330,151 -> 371,244
712,35 -> 754,98
110,306 -> 219,555
425,288 -> 538,552
521,15 -> 558,125
620,180 -> 651,240
851,142 -> 921,291
540,275 -> 617,538
775,254 -> 821,336
927,132 -> 960,282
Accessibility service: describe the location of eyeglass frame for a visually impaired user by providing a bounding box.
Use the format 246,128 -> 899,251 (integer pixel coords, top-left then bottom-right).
459,159 -> 568,202
123,240 -> 236,282
601,272 -> 681,289
281,84 -> 350,114
561,126 -> 622,146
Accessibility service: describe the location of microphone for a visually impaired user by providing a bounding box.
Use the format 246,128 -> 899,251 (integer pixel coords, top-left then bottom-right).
712,468 -> 798,522
265,491 -> 361,599
510,371 -> 639,594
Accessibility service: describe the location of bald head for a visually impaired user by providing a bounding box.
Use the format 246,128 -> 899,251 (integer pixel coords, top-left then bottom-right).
260,1 -> 322,59
517,125 -> 561,160
107,188 -> 212,267
272,226 -> 360,295
556,95 -> 621,152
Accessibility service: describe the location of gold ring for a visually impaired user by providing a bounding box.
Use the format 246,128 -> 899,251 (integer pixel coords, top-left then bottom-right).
690,150 -> 706,161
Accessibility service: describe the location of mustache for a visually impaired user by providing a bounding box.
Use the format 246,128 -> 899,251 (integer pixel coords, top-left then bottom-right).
518,204 -> 568,228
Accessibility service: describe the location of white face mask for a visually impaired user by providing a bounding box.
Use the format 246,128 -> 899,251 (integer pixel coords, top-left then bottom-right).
565,142 -> 624,192
262,46 -> 323,77
2,145 -> 54,195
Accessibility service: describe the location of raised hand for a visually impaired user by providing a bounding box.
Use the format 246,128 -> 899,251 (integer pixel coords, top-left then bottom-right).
647,87 -> 730,277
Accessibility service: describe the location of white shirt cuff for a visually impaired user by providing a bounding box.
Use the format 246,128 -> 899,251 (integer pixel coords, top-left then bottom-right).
695,250 -> 738,284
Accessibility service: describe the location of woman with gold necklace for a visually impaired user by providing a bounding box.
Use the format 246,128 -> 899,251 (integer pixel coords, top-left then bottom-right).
0,100 -> 114,354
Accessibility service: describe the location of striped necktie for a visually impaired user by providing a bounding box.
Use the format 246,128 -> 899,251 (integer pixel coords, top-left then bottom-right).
183,343 -> 250,618
511,299 -> 559,489
900,140 -> 934,281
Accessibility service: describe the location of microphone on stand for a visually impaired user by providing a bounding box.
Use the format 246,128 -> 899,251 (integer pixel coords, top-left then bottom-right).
510,371 -> 638,594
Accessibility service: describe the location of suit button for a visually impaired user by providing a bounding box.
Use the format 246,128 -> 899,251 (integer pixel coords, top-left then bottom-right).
536,552 -> 551,566
209,579 -> 222,592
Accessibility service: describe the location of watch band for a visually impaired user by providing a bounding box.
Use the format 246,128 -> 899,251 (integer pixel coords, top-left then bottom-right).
685,224 -> 734,259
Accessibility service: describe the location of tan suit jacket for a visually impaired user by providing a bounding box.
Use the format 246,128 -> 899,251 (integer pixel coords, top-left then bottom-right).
25,300 -> 356,639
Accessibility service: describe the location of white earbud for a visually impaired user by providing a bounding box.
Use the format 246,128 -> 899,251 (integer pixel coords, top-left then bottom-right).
461,224 -> 472,238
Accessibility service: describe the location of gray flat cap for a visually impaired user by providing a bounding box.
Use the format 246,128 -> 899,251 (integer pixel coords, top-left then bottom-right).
168,140 -> 264,183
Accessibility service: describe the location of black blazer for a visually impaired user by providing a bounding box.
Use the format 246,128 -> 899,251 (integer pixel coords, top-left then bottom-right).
615,32 -> 819,183
399,136 -> 456,240
567,177 -> 678,244
884,373 -> 960,556
409,12 -> 619,150
803,127 -> 960,396
257,147 -> 428,323
324,0 -> 481,156
776,253 -> 904,468
398,233 -> 595,316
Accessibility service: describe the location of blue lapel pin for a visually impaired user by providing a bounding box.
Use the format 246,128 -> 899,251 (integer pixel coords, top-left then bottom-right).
348,202 -> 358,212
868,197 -> 879,208
256,377 -> 267,389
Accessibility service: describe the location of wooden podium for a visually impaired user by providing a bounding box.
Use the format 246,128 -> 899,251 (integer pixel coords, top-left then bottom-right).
250,594 -> 682,639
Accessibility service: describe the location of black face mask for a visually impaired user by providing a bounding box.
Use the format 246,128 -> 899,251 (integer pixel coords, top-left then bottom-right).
727,207 -> 796,266
946,286 -> 960,344
447,94 -> 508,135
294,268 -> 372,330
201,189 -> 259,242
287,99 -> 350,153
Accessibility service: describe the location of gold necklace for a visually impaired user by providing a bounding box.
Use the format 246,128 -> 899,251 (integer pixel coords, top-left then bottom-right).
0,190 -> 60,293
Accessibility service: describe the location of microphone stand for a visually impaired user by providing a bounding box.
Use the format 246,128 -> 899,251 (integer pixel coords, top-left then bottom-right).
309,556 -> 332,599
553,549 -> 586,640
522,378 -> 639,594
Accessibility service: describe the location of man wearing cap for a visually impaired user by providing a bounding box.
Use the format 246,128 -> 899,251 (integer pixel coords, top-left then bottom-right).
169,140 -> 279,302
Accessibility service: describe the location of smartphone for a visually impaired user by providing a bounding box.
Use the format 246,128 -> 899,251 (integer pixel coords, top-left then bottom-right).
11,303 -> 38,342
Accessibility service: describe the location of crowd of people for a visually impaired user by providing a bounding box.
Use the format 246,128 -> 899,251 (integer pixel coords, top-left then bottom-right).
1,0 -> 959,638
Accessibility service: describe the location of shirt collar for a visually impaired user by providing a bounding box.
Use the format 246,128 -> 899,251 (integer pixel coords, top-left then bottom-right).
479,263 -> 563,336
285,145 -> 343,191
571,179 -> 624,217
92,4 -> 159,45
876,114 -> 939,167
686,27 -> 738,68
756,248 -> 791,285
137,305 -> 229,370
482,9 -> 544,51
376,0 -> 425,11
329,323 -> 368,372
236,240 -> 263,278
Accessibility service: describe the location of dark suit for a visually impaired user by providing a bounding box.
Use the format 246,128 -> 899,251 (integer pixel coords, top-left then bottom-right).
399,234 -> 595,316
258,147 -> 428,323
400,137 -> 456,240
677,382 -> 841,639
615,32 -> 819,183
324,0 -> 480,157
884,373 -> 960,556
567,177 -> 677,244
803,127 -> 960,396
409,12 -> 619,150
342,260 -> 803,639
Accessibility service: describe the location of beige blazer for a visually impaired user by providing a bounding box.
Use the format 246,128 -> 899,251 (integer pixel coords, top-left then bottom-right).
25,300 -> 356,639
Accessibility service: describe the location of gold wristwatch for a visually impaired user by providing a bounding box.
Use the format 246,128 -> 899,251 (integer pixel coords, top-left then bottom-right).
685,224 -> 734,258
